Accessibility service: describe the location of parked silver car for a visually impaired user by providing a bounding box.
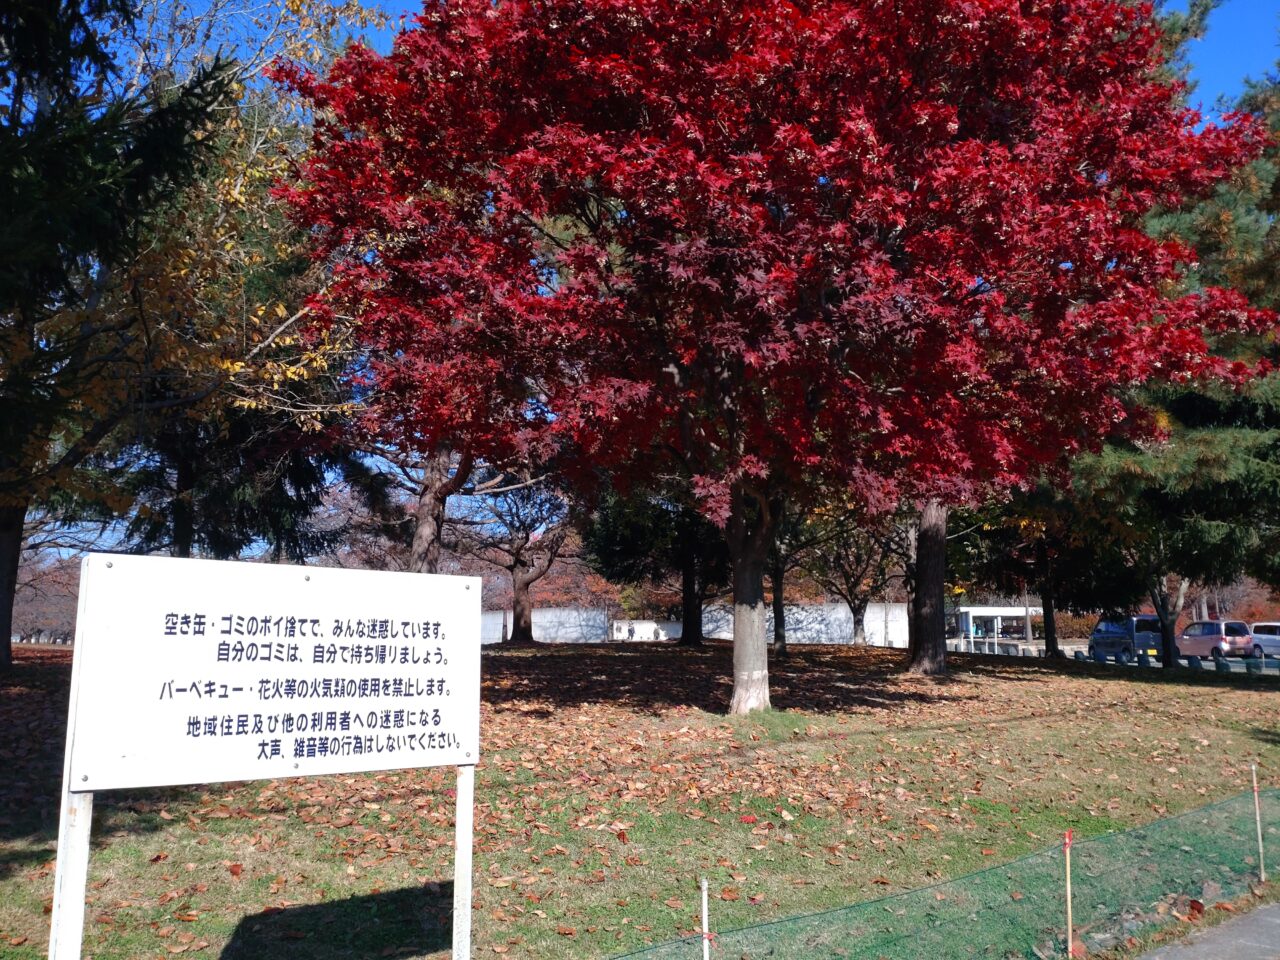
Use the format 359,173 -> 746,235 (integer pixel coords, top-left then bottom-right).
1249,623 -> 1280,658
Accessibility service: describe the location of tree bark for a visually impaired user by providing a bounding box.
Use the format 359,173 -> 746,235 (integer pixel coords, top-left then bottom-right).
509,567 -> 536,646
0,500 -> 28,674
677,539 -> 704,646
726,486 -> 777,715
851,599 -> 869,645
1036,540 -> 1060,657
1151,575 -> 1188,668
908,500 -> 947,675
407,448 -> 472,575
770,551 -> 787,657
1040,579 -> 1060,658
506,546 -> 558,647
173,449 -> 195,559
903,513 -> 919,652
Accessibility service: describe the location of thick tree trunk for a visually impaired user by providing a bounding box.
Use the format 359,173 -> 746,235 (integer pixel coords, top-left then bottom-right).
173,451 -> 195,559
908,500 -> 947,676
0,500 -> 28,674
1152,575 -> 1188,668
770,552 -> 787,657
509,568 -> 536,646
677,541 -> 703,646
726,486 -> 776,715
903,515 -> 919,652
407,448 -> 472,575
1040,581 -> 1060,658
851,599 -> 869,645
507,547 -> 557,647
1037,541 -> 1060,657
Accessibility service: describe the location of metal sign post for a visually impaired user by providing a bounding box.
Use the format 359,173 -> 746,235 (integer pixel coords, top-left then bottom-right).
47,554 -> 481,960
452,763 -> 476,959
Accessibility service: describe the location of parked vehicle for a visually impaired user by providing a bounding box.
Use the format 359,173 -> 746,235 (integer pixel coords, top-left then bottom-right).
1249,623 -> 1280,658
1088,616 -> 1163,663
1177,620 -> 1254,660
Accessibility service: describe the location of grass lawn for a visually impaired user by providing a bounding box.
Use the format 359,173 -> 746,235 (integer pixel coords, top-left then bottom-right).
1,642 -> 1278,958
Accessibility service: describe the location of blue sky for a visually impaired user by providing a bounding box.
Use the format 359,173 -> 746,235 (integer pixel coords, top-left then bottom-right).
1174,0 -> 1280,110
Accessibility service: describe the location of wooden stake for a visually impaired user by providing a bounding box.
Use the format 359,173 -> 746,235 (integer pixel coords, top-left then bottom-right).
1254,765 -> 1267,884
1064,830 -> 1074,958
701,877 -> 710,960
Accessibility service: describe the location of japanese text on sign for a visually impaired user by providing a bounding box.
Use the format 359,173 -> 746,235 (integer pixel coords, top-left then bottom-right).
65,555 -> 481,791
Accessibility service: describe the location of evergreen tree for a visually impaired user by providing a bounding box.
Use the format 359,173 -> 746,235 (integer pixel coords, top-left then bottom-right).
581,489 -> 729,646
0,0 -> 232,671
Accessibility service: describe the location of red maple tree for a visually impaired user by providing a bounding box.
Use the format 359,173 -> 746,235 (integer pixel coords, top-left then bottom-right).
275,0 -> 1267,712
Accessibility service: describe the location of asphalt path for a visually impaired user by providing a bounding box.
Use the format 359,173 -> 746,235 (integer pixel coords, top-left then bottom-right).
1084,654 -> 1280,676
1138,903 -> 1280,959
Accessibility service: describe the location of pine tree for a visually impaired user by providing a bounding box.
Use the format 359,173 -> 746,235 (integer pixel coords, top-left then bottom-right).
0,0 -> 233,671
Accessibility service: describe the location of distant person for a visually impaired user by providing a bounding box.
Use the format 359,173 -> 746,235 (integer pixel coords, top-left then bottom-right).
627,623 -> 635,642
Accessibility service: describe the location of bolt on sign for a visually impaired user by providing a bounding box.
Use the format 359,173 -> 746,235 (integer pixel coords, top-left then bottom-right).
48,555 -> 482,960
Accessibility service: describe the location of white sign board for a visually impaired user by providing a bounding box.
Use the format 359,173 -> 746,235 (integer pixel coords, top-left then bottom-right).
65,554 -> 480,790
50,554 -> 481,960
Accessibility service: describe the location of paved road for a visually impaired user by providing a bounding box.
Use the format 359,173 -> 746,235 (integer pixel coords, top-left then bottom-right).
1138,903 -> 1280,959
1086,655 -> 1279,676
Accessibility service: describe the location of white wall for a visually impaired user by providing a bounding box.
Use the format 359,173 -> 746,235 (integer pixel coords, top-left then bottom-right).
480,610 -> 508,645
863,602 -> 910,649
482,607 -> 609,644
535,606 -> 608,643
702,602 -> 909,647
482,602 -> 910,648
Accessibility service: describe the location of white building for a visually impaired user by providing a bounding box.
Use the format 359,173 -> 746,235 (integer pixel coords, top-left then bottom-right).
949,605 -> 1043,644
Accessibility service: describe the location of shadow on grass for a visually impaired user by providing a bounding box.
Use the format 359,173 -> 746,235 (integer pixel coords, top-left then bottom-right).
482,641 -> 983,716
6,642 -> 1276,859
1249,726 -> 1280,747
220,883 -> 453,959
482,640 -> 1280,719
0,649 -> 218,865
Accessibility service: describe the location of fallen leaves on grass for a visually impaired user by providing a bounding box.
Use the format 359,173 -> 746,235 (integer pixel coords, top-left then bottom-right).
6,644 -> 1280,960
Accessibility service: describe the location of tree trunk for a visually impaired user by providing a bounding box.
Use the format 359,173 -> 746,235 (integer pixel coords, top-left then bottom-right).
1037,541 -> 1060,657
908,500 -> 947,676
1022,588 -> 1032,645
852,599 -> 869,645
407,448 -> 472,575
677,540 -> 703,646
509,568 -> 536,646
507,546 -> 559,648
726,487 -> 776,715
1151,575 -> 1188,668
903,515 -> 919,652
770,552 -> 787,658
0,500 -> 28,674
1040,579 -> 1060,658
173,450 -> 195,559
